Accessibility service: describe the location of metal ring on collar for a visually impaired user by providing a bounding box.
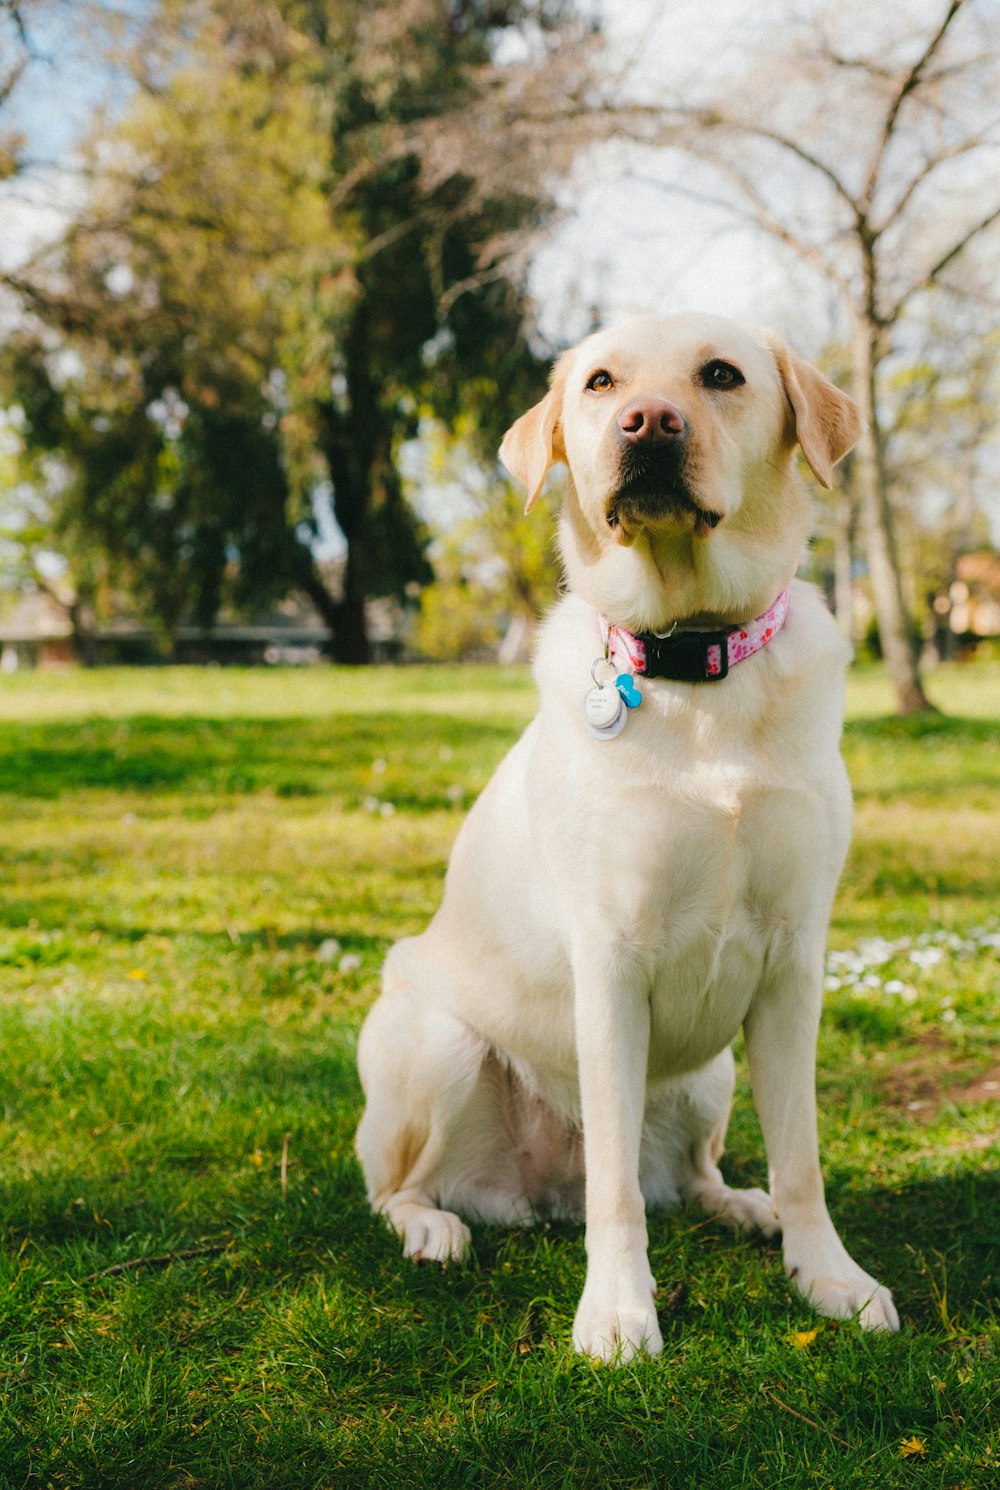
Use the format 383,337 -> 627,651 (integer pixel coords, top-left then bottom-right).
590,656 -> 617,687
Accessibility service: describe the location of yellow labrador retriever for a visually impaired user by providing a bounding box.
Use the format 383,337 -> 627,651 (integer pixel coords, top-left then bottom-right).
356,313 -> 899,1361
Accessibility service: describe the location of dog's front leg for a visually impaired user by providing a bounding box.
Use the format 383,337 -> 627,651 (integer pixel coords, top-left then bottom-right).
743,964 -> 899,1332
570,945 -> 661,1363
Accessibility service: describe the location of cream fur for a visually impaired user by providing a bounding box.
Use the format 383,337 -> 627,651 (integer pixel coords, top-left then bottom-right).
355,313 -> 896,1363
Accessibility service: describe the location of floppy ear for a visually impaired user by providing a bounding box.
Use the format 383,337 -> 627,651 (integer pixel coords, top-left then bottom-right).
498,359 -> 568,514
769,338 -> 863,489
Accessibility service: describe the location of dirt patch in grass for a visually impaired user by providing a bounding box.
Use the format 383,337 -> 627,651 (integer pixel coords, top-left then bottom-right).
951,1060 -> 1000,1105
875,1032 -> 1000,1120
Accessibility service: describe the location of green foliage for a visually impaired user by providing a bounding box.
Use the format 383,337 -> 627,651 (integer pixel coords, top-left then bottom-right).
415,546 -> 504,659
0,661 -> 997,1486
415,470 -> 562,659
2,0 -> 574,660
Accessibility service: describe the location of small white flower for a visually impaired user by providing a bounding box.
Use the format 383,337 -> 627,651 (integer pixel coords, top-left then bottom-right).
910,947 -> 944,969
316,938 -> 342,963
379,801 -> 396,817
338,953 -> 362,974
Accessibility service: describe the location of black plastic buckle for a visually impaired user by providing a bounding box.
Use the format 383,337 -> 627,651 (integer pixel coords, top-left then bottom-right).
637,627 -> 731,683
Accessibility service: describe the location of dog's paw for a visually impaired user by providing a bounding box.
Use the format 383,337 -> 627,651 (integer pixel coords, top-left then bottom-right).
703,1184 -> 781,1239
401,1207 -> 471,1265
855,1282 -> 899,1333
572,1299 -> 663,1364
792,1227 -> 900,1335
794,1268 -> 899,1332
786,1235 -> 899,1333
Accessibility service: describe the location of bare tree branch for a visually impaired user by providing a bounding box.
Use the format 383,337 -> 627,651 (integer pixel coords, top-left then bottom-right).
0,54 -> 26,106
889,198 -> 1000,321
673,145 -> 857,301
571,99 -> 863,221
873,137 -> 1000,237
859,0 -> 966,214
1,1 -> 29,49
691,112 -> 862,218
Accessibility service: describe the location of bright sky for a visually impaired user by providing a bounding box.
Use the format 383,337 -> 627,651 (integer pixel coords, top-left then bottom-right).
2,0 -> 998,546
0,0 -> 821,327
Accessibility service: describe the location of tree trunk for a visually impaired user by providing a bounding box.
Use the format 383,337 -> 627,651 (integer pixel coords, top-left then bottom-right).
294,551 -> 370,666
851,317 -> 935,714
332,543 -> 371,665
832,480 -> 854,644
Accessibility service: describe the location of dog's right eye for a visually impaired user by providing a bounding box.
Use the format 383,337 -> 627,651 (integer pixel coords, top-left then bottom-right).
586,370 -> 615,392
700,360 -> 745,390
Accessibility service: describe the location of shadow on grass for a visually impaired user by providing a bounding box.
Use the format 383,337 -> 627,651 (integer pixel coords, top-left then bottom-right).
1,1068 -> 996,1490
3,995 -> 996,1316
6,711 -> 994,799
828,1171 -> 1000,1324
0,917 -> 389,959
0,712 -> 520,808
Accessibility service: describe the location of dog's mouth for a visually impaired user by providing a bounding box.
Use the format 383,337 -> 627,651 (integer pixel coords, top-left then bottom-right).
607,449 -> 722,538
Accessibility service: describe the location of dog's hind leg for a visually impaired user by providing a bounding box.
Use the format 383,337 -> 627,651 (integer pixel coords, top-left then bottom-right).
356,939 -> 534,1260
657,1050 -> 781,1238
356,964 -> 482,1261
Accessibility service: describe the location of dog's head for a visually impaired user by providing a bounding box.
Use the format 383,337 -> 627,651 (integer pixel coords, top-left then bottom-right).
499,314 -> 861,626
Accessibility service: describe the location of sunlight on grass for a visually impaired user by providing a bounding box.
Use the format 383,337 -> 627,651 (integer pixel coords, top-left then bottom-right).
846,660 -> 1000,719
0,660 -> 997,1489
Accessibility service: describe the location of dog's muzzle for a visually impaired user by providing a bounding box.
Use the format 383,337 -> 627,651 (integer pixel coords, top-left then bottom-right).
607,398 -> 721,536
608,441 -> 721,535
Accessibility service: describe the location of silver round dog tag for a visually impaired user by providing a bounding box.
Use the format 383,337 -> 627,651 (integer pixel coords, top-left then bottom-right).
584,684 -> 622,728
584,688 -> 628,740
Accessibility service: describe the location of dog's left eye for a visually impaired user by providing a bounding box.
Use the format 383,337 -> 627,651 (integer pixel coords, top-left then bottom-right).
586,370 -> 615,392
700,360 -> 745,390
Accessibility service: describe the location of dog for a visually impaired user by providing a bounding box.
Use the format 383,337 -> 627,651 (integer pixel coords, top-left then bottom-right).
356,312 -> 899,1362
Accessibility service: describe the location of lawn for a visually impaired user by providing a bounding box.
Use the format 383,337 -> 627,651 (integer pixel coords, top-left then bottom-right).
0,662 -> 997,1490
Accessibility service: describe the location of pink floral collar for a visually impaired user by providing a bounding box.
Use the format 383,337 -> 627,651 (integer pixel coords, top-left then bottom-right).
599,589 -> 790,684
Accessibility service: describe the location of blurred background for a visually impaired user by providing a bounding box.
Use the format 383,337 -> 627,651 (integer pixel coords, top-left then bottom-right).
1,0 -> 998,714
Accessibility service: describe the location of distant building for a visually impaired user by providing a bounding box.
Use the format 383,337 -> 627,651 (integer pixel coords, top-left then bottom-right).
0,591 -> 76,671
0,590 -> 335,668
930,551 -> 1000,657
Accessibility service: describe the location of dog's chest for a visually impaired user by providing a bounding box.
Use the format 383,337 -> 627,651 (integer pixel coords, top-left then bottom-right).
587,761 -> 842,1077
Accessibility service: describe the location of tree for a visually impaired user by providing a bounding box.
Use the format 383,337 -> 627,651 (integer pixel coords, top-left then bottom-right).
412,418 -> 561,659
2,43 -> 349,652
0,0 -> 36,180
568,0 -> 1000,712
879,305 -> 999,649
3,0 -> 584,660
270,0 -> 580,660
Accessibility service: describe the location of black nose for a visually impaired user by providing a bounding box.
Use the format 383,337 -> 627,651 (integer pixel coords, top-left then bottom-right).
617,399 -> 686,445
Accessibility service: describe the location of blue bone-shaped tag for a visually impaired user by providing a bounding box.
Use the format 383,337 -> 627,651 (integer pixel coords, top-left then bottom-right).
615,673 -> 642,708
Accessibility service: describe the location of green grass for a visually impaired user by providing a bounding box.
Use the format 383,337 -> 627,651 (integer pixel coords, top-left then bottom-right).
0,662 -> 997,1489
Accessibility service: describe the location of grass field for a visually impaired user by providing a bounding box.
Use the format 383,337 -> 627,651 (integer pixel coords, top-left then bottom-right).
0,661 -> 997,1489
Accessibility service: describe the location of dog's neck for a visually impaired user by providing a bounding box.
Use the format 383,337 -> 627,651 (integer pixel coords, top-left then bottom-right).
557,477 -> 811,632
